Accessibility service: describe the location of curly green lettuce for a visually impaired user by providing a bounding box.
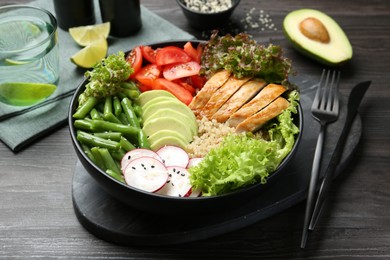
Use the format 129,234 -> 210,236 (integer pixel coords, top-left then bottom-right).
189,90 -> 300,196
200,32 -> 292,84
78,51 -> 133,105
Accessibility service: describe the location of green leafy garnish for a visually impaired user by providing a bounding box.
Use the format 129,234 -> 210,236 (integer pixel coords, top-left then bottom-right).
189,90 -> 300,196
200,32 -> 292,84
78,51 -> 133,105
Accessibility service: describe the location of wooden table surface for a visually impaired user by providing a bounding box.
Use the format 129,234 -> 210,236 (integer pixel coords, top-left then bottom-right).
1,0 -> 390,258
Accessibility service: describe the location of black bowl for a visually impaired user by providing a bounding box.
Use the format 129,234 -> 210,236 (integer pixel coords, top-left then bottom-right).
176,0 -> 241,30
68,40 -> 303,216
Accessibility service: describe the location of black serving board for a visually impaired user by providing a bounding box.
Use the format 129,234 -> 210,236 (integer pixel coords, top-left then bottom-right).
72,75 -> 362,246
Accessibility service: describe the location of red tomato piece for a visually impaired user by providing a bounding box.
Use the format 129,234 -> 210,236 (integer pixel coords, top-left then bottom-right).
153,78 -> 193,105
135,64 -> 161,88
174,79 -> 196,95
141,45 -> 158,64
190,75 -> 207,89
155,46 -> 191,66
163,61 -> 201,81
183,42 -> 199,63
126,46 -> 143,78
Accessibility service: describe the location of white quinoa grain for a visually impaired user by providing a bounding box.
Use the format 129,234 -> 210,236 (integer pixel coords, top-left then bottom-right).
187,117 -> 235,158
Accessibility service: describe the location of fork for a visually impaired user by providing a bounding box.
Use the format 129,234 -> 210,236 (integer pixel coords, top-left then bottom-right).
300,69 -> 340,248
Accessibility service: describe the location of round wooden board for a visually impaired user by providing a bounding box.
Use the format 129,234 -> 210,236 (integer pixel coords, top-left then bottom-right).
72,75 -> 362,246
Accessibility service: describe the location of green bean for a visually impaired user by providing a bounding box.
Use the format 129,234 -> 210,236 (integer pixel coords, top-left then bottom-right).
106,169 -> 125,183
92,120 -> 140,136
90,108 -> 102,120
73,96 -> 98,119
113,96 -> 122,117
77,130 -> 120,150
118,113 -> 129,125
111,148 -> 126,161
98,148 -> 122,176
104,112 -> 122,124
122,89 -> 140,100
137,130 -> 151,149
120,136 -> 136,151
74,119 -> 94,131
121,97 -> 140,128
103,96 -> 113,115
90,147 -> 107,171
81,143 -> 96,163
120,81 -> 139,90
94,132 -> 122,141
133,104 -> 143,118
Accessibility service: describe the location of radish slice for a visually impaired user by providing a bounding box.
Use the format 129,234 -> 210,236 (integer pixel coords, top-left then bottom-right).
156,166 -> 192,197
123,157 -> 168,193
156,145 -> 189,168
121,148 -> 163,171
187,157 -> 203,168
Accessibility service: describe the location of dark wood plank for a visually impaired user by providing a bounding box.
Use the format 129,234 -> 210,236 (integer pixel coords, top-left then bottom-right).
1,0 -> 390,258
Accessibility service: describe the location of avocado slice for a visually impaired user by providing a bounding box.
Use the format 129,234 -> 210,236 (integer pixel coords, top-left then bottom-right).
142,100 -> 196,123
283,9 -> 352,66
137,90 -> 175,107
142,117 -> 193,143
148,130 -> 189,151
144,108 -> 197,136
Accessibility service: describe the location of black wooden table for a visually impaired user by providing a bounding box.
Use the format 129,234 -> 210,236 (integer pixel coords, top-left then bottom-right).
1,0 -> 389,258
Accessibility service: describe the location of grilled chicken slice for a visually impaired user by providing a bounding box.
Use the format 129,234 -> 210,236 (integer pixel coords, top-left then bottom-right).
236,97 -> 290,133
226,83 -> 287,127
212,78 -> 267,123
199,76 -> 252,119
189,70 -> 231,116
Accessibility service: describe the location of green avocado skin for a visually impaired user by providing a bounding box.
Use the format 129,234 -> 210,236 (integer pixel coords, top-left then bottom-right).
283,9 -> 353,67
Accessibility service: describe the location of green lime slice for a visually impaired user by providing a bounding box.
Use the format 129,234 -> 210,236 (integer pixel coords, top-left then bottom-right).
0,82 -> 57,106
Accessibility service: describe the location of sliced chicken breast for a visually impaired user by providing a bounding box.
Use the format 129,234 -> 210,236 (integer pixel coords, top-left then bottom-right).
188,70 -> 231,116
199,76 -> 252,119
236,97 -> 290,133
212,78 -> 267,123
226,83 -> 287,127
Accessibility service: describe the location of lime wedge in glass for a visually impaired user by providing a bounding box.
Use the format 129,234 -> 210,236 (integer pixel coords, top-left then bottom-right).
0,82 -> 57,106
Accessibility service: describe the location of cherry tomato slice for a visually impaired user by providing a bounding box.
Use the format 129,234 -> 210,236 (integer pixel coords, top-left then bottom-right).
174,79 -> 196,95
141,45 -> 158,64
126,46 -> 143,78
155,46 -> 191,66
153,78 -> 193,105
183,42 -> 199,63
135,64 -> 161,88
163,61 -> 201,81
190,75 -> 207,89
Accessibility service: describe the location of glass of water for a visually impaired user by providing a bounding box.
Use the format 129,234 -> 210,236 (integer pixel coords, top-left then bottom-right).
0,5 -> 59,107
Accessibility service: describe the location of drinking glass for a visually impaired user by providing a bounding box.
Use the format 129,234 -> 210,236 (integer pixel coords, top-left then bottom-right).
0,5 -> 60,107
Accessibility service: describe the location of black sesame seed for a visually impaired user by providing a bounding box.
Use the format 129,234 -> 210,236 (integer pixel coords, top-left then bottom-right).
132,166 -> 136,170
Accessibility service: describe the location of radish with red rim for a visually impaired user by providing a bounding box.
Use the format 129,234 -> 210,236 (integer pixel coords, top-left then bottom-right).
123,157 -> 168,193
156,145 -> 189,168
121,148 -> 163,170
156,166 -> 192,197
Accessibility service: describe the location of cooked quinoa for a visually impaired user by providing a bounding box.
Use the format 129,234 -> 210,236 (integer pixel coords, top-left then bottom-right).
187,117 -> 235,158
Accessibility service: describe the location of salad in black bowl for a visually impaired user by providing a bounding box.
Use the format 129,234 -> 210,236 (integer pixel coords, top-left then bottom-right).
68,32 -> 303,215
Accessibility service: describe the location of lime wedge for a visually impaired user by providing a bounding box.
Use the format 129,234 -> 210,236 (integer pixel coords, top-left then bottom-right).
69,22 -> 110,47
0,82 -> 57,106
70,37 -> 108,68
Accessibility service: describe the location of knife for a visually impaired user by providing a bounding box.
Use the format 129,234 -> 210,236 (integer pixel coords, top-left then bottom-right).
308,81 -> 371,231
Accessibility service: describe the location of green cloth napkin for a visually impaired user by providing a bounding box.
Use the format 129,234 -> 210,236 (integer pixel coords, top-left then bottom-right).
0,0 -> 194,152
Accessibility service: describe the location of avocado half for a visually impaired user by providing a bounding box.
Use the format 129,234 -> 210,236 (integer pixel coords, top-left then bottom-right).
283,9 -> 353,66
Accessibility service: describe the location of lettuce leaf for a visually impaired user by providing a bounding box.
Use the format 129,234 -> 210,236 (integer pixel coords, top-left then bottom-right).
189,90 -> 300,196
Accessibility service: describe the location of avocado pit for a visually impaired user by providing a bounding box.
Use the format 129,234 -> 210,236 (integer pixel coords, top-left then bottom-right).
299,17 -> 330,43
